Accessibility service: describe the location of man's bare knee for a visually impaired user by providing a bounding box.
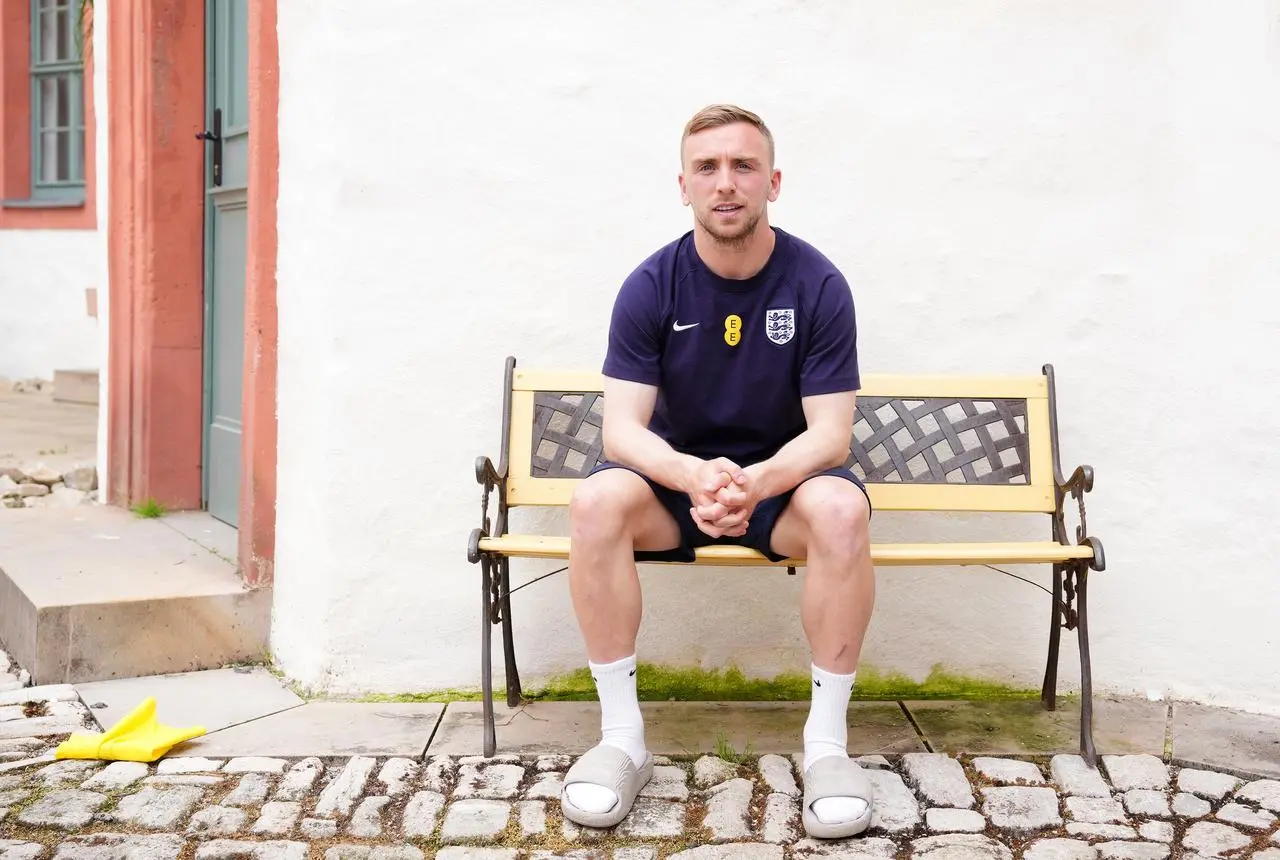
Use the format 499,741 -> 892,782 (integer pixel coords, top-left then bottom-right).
793,479 -> 871,560
570,470 -> 649,542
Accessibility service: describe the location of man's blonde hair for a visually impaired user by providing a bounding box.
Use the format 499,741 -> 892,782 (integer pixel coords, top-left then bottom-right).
681,104 -> 775,166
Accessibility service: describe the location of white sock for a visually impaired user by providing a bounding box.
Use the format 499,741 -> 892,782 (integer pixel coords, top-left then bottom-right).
803,664 -> 868,825
563,654 -> 647,815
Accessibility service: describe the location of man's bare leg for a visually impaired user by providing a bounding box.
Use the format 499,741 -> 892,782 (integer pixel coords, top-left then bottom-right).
771,476 -> 876,828
564,468 -> 682,815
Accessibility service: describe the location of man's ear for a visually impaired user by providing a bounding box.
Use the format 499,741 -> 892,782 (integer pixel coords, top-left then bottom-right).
678,173 -> 689,206
768,168 -> 782,202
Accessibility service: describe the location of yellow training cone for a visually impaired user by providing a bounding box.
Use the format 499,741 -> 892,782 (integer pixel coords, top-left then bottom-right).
55,697 -> 205,762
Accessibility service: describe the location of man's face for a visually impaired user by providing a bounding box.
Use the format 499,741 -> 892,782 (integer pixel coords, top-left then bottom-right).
679,122 -> 781,246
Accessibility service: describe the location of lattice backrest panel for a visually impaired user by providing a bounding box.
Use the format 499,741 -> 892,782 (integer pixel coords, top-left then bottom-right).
527,392 -> 1029,484
504,369 -> 1055,511
531,392 -> 605,479
849,397 -> 1029,485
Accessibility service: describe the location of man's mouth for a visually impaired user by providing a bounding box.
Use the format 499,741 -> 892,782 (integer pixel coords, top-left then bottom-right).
713,204 -> 743,214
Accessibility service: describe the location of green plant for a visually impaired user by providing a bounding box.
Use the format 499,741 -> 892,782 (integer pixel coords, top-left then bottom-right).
131,498 -> 165,518
714,729 -> 754,763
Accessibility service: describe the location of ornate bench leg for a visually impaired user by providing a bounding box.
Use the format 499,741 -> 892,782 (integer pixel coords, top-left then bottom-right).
1041,564 -> 1064,711
1075,563 -> 1098,766
499,557 -> 523,707
480,555 -> 497,757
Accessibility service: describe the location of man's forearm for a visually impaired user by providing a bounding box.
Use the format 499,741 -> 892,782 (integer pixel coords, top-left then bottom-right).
603,424 -> 700,492
746,426 -> 850,500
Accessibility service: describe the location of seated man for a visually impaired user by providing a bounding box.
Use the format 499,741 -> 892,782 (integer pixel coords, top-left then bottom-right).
558,104 -> 877,839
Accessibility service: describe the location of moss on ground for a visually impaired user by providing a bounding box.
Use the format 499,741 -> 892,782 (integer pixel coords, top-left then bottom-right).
351,662 -> 1040,704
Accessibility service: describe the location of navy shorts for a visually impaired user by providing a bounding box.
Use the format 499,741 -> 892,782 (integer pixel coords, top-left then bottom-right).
585,461 -> 872,563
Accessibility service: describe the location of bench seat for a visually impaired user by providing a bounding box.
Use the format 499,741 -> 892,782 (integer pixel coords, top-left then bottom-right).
478,535 -> 1096,567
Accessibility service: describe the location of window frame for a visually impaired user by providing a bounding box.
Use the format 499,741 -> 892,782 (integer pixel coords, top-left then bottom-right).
28,0 -> 85,204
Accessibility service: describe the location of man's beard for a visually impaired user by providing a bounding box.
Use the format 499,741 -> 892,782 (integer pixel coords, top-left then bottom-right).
697,205 -> 761,251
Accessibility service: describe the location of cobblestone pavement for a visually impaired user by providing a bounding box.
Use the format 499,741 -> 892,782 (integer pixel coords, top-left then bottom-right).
3,739 -> 1280,859
3,684 -> 1279,857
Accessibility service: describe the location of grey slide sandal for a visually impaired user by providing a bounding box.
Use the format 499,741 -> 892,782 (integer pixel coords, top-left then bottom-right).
802,755 -> 875,839
560,743 -> 654,829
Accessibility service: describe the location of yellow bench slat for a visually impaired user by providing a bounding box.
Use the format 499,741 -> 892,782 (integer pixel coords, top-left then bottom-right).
477,535 -> 1095,567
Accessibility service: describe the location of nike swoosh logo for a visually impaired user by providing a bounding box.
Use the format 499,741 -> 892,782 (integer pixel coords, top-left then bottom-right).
673,321 -> 699,331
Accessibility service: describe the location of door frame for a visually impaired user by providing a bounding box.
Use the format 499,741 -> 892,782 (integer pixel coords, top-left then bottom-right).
105,0 -> 279,586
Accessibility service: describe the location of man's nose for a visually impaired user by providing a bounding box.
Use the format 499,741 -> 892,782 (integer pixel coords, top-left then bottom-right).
716,167 -> 736,192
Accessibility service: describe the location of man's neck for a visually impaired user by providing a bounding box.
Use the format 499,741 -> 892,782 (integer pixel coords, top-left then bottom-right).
694,223 -> 777,280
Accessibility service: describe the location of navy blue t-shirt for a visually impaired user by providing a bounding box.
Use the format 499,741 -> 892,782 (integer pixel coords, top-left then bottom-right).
602,227 -> 860,467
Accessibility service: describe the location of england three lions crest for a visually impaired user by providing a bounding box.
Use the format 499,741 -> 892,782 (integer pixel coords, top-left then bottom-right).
765,308 -> 795,345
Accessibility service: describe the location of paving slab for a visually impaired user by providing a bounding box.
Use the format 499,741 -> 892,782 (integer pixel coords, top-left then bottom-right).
429,700 -> 924,757
75,667 -> 303,735
905,695 -> 1167,756
1170,701 -> 1280,779
167,703 -> 444,758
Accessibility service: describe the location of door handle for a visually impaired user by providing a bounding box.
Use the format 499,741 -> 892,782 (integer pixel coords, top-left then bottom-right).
196,108 -> 223,187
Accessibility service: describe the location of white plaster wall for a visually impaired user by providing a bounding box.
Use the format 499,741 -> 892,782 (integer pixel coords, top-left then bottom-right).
273,0 -> 1280,714
0,230 -> 99,379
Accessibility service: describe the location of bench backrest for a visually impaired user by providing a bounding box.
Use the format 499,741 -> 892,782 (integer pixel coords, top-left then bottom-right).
498,362 -> 1061,513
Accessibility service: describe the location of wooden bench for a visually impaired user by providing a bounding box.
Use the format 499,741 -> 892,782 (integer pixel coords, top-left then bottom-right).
468,356 -> 1106,762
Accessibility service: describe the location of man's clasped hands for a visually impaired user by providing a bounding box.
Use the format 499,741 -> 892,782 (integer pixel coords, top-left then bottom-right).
685,457 -> 760,539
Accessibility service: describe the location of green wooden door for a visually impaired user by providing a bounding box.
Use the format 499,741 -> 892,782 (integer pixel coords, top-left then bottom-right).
202,0 -> 249,526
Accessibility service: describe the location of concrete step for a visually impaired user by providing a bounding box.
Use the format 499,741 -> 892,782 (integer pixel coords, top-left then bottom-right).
0,506 -> 269,685
51,369 -> 98,405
